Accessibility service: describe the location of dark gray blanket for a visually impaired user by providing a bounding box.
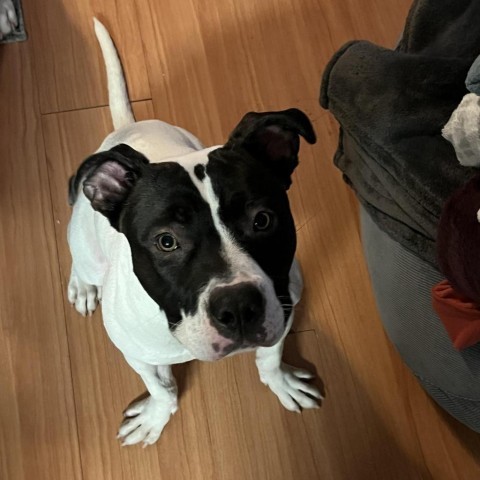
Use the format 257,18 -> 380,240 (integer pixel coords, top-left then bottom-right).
320,0 -> 480,266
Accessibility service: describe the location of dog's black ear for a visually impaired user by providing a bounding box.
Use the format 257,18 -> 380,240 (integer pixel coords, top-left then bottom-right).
224,108 -> 316,189
70,143 -> 149,228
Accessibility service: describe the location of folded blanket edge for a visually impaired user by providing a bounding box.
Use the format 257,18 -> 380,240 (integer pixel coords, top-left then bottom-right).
319,40 -> 360,110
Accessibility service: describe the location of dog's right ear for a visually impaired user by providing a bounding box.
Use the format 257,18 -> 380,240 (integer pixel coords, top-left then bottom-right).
223,108 -> 316,189
70,143 -> 149,228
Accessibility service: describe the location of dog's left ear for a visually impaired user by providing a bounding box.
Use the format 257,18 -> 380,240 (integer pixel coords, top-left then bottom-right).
69,143 -> 149,228
224,108 -> 316,189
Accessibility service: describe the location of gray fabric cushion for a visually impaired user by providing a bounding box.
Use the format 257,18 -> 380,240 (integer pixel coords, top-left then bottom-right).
360,206 -> 480,430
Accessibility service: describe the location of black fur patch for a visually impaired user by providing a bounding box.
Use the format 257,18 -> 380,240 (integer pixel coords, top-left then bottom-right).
224,108 -> 316,189
194,164 -> 206,181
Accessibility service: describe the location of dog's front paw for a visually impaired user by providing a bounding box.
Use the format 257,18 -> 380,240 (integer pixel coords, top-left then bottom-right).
67,271 -> 102,316
0,0 -> 17,39
118,396 -> 177,447
260,363 -> 323,413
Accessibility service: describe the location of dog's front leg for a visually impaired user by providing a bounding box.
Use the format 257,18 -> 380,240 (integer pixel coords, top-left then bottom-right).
118,357 -> 178,447
255,317 -> 323,412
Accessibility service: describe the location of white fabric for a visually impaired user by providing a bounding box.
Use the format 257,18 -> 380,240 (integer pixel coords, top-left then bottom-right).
442,93 -> 480,167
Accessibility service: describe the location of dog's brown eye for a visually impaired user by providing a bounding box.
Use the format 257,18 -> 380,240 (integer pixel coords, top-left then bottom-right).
253,212 -> 272,231
156,233 -> 179,252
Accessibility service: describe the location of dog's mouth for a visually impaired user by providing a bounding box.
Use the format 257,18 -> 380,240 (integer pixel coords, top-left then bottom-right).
219,334 -> 281,358
171,313 -> 284,362
190,342 -> 269,362
214,334 -> 279,358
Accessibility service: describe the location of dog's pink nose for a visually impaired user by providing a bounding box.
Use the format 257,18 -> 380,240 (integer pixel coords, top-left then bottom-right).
208,283 -> 265,333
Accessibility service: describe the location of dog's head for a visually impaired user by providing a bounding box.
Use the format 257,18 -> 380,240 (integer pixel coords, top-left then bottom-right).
73,109 -> 315,360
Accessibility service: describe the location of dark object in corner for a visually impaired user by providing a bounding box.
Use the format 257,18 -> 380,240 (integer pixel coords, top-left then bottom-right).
437,174 -> 480,305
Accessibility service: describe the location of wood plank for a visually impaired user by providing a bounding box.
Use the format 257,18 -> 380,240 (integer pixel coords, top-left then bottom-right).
294,184 -> 480,479
134,0 -> 410,148
22,0 -> 150,113
0,340 -> 24,479
0,42 -> 82,480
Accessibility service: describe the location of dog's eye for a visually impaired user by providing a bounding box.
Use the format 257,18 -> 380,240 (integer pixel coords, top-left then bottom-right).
253,211 -> 272,231
156,233 -> 179,252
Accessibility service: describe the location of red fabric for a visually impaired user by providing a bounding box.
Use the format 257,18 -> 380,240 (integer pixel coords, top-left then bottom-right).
432,280 -> 480,350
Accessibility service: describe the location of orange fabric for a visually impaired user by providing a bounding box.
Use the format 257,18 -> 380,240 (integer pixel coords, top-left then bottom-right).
432,280 -> 480,350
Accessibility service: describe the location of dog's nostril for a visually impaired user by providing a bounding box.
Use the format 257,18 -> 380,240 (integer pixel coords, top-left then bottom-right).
218,310 -> 236,326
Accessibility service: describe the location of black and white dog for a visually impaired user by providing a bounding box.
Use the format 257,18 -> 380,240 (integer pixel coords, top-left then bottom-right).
67,19 -> 321,447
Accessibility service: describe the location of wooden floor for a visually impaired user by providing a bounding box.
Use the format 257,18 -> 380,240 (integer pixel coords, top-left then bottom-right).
1,0 -> 479,478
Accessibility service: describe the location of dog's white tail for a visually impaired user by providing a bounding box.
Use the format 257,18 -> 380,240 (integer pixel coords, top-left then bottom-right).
93,18 -> 135,130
